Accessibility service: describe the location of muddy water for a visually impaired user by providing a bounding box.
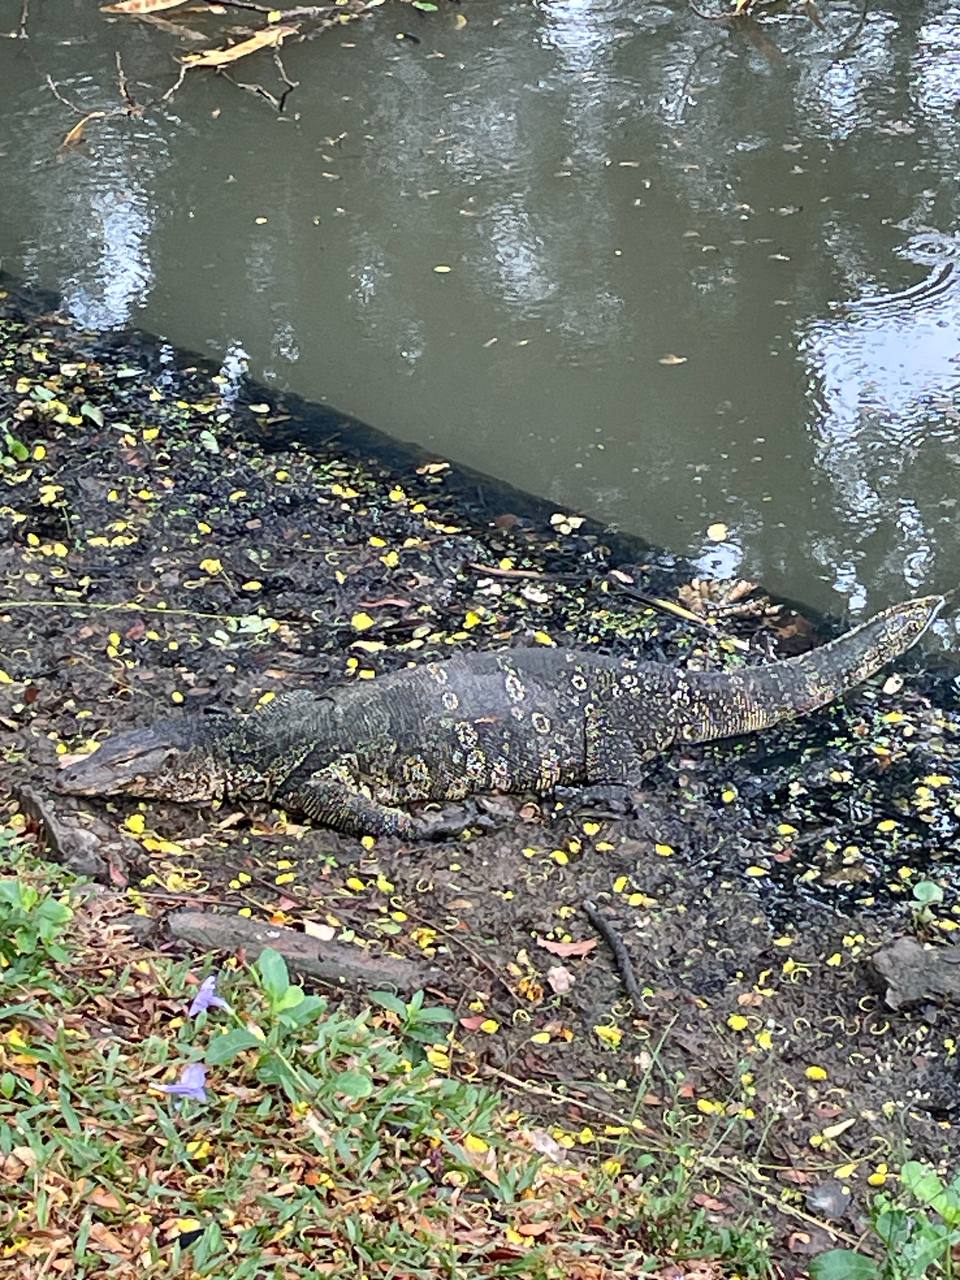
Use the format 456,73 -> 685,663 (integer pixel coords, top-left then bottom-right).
1,1 -> 959,634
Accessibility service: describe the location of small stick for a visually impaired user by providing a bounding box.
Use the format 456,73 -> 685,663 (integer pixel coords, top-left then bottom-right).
0,597 -> 297,624
582,898 -> 644,1010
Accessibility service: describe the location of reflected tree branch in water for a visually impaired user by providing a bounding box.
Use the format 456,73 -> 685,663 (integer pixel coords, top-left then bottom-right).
114,51 -> 140,113
151,62 -> 188,104
687,0 -> 734,20
273,47 -> 299,111
832,0 -> 870,61
47,53 -> 189,152
217,45 -> 302,113
45,74 -> 85,116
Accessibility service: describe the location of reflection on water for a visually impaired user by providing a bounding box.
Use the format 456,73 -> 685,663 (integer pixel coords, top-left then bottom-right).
802,232 -> 960,607
0,0 -> 959,637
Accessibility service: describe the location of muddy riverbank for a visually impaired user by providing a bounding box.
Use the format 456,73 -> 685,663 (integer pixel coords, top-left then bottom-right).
2,277 -> 959,1250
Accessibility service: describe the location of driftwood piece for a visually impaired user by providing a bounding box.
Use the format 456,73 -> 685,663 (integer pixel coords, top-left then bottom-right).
870,936 -> 960,1010
167,910 -> 441,993
13,784 -> 133,883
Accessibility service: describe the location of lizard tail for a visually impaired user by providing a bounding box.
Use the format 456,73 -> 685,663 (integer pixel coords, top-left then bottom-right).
678,593 -> 946,744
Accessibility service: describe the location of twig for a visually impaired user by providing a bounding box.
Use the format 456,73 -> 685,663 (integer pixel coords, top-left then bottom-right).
484,1064 -> 864,1248
17,0 -> 28,39
45,74 -> 84,114
220,71 -> 286,110
220,49 -> 301,114
581,898 -> 644,1011
151,63 -> 188,105
0,598 -> 296,625
272,47 -> 299,111
115,50 -> 139,113
468,561 -> 547,581
392,900 -> 526,1004
199,0 -> 334,15
688,0 -> 734,20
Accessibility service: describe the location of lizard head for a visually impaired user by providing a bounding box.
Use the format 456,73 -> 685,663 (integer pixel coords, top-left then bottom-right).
57,717 -> 229,804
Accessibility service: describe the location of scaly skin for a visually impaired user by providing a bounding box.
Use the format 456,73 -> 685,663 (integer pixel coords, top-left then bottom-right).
57,593 -> 945,837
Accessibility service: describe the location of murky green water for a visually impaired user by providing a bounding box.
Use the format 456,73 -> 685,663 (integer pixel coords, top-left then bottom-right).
2,1 -> 959,634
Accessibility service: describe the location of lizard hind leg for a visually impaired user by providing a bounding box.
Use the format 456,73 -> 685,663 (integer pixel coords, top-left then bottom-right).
283,774 -> 415,837
282,769 -> 478,841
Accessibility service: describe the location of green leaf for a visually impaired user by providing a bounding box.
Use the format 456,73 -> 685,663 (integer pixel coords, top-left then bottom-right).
411,1 -> 438,9
3,435 -> 29,461
0,880 -> 25,911
80,402 -> 104,427
415,1005 -> 455,1024
912,880 -> 943,906
273,986 -> 305,1012
256,948 -> 290,1002
902,1161 -> 946,1208
277,995 -> 326,1028
205,1028 -> 262,1066
332,1069 -> 373,1099
371,991 -> 408,1017
809,1250 -> 881,1280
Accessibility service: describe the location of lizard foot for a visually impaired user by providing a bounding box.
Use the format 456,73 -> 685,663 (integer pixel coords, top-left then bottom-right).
556,783 -> 640,819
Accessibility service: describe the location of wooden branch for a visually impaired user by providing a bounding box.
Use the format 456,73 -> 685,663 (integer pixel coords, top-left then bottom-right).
167,910 -> 442,993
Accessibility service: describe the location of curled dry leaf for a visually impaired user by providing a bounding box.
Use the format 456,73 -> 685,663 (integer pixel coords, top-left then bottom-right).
546,964 -> 574,995
61,112 -> 107,150
658,353 -> 687,365
182,24 -> 299,68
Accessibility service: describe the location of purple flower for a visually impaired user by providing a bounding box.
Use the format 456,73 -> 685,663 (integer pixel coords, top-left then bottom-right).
159,1063 -> 208,1103
189,974 -> 231,1018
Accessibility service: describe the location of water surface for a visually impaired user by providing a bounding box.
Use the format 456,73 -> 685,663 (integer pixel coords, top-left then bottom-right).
2,0 -> 959,631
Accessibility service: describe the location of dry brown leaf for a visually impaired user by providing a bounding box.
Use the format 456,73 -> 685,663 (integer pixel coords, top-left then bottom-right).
516,1221 -> 553,1237
536,936 -> 598,959
102,0 -> 190,12
182,24 -> 298,68
61,112 -> 107,150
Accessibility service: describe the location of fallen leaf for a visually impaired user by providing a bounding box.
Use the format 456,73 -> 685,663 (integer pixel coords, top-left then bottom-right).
101,0 -> 188,11
60,111 -> 107,150
658,353 -> 687,365
693,1193 -> 730,1212
536,937 -> 598,959
303,920 -> 336,942
182,24 -> 298,68
706,523 -> 728,542
547,965 -> 574,994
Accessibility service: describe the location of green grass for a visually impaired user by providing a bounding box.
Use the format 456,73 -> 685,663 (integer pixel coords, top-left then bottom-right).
0,827 -> 779,1279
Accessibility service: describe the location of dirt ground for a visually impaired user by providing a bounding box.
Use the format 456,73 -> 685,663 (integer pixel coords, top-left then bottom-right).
2,278 -> 959,1258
